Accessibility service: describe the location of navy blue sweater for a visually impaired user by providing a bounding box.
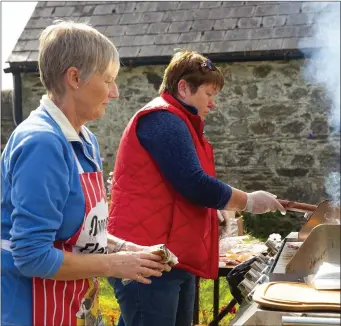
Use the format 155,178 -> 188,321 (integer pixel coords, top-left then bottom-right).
136,102 -> 232,209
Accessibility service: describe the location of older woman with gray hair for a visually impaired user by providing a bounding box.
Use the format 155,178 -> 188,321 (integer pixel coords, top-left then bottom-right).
1,21 -> 170,326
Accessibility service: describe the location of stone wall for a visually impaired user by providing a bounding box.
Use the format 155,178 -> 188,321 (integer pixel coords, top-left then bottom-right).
16,58 -> 340,204
1,90 -> 15,151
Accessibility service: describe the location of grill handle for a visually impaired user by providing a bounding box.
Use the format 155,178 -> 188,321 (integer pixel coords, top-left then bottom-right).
277,200 -> 318,213
282,316 -> 341,326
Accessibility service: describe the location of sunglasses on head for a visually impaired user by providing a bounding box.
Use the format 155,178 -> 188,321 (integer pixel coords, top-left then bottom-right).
177,59 -> 216,82
200,59 -> 216,71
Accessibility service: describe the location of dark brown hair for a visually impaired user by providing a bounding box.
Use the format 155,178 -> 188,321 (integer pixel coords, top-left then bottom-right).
159,50 -> 224,96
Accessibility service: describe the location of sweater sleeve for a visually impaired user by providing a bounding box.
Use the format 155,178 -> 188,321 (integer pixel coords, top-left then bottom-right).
136,111 -> 232,209
8,133 -> 68,278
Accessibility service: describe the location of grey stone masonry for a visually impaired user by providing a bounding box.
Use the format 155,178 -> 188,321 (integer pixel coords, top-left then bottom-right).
8,1 -> 333,63
1,90 -> 15,152
12,60 -> 339,204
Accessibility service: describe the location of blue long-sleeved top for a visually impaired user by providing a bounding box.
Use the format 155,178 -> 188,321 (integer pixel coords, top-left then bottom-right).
136,101 -> 232,210
1,97 -> 102,325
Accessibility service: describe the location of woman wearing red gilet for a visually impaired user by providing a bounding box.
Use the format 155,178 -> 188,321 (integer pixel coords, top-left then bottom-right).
108,51 -> 286,326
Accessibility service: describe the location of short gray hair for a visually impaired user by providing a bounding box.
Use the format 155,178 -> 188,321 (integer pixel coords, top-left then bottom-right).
38,21 -> 119,95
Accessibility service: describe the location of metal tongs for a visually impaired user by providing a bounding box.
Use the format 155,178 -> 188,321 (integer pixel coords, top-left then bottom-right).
277,199 -> 318,214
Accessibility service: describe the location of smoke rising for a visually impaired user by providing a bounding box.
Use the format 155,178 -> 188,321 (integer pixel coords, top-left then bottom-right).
299,2 -> 340,205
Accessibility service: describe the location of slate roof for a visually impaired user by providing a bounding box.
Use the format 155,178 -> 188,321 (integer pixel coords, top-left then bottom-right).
7,1 -> 336,67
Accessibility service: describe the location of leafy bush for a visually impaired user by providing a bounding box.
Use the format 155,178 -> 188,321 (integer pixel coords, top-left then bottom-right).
242,211 -> 305,241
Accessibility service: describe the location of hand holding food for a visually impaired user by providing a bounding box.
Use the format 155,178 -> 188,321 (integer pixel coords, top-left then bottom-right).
121,244 -> 177,285
108,251 -> 167,284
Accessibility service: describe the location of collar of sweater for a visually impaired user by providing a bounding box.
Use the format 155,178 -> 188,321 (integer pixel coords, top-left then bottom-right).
175,98 -> 198,116
161,92 -> 205,135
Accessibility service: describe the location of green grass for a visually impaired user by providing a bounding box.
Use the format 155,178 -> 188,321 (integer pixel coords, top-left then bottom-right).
198,278 -> 238,325
98,277 -> 237,326
99,278 -> 120,326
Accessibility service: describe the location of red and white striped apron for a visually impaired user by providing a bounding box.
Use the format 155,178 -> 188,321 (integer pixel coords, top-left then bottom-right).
32,144 -> 108,326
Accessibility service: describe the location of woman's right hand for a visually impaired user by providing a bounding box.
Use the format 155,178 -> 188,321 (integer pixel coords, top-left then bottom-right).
107,251 -> 171,284
244,191 -> 286,215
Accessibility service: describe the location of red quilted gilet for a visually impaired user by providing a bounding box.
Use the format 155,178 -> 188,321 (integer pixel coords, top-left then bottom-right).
108,92 -> 219,279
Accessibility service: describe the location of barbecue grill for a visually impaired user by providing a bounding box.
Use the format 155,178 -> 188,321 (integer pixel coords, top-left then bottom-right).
229,200 -> 340,326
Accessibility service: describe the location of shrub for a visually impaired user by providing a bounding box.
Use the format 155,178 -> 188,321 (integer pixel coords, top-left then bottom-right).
242,211 -> 306,241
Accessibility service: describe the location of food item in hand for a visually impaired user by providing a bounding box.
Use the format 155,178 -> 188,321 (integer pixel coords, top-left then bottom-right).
146,244 -> 178,266
122,244 -> 178,286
